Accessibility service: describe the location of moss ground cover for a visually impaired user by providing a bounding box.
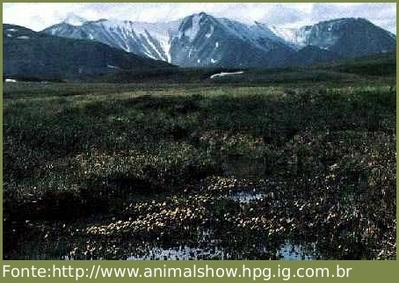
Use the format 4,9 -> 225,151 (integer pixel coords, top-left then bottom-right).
3,80 -> 396,260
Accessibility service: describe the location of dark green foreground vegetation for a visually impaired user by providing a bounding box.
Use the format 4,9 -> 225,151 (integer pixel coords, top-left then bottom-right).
3,60 -> 396,260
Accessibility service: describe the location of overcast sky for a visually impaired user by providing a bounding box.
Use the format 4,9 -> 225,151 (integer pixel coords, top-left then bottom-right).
2,2 -> 397,34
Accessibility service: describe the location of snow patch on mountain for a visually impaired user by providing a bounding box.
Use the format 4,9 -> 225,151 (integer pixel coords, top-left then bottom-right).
107,64 -> 119,69
178,13 -> 207,42
269,26 -> 310,47
186,13 -> 202,42
217,18 -> 288,52
210,71 -> 244,79
47,18 -> 178,62
63,13 -> 87,26
101,19 -> 177,62
205,24 -> 214,38
270,26 -> 299,44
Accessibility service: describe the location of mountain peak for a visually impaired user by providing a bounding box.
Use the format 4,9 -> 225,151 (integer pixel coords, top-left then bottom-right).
185,12 -> 216,23
178,12 -> 216,42
63,13 -> 87,26
196,12 -> 210,18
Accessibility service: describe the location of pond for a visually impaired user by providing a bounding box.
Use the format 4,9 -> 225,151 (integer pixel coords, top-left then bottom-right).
124,242 -> 319,260
108,191 -> 320,260
227,191 -> 266,203
33,186 -> 322,260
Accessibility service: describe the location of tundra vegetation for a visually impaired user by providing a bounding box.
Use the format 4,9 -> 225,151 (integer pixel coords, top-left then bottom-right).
3,54 -> 396,260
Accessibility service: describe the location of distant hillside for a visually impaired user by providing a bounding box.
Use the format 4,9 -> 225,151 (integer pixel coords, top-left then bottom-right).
326,52 -> 396,76
296,18 -> 396,58
3,24 -> 174,81
97,52 -> 395,85
286,45 -> 341,67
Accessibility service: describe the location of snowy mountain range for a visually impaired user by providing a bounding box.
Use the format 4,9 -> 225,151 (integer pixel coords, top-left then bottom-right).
42,12 -> 396,68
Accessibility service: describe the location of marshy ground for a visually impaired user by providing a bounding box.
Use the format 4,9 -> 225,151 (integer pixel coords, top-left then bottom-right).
3,67 -> 396,260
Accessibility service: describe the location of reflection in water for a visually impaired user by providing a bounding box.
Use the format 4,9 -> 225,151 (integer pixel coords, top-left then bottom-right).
62,241 -> 318,260
124,241 -> 318,260
127,245 -> 226,260
277,241 -> 319,260
227,191 -> 265,203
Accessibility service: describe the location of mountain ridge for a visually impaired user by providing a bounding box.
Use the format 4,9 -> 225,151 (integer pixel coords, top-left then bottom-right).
5,12 -> 396,71
3,24 -> 175,81
41,12 -> 395,68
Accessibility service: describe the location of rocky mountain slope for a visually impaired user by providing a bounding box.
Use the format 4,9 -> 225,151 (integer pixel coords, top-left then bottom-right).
3,24 -> 173,81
